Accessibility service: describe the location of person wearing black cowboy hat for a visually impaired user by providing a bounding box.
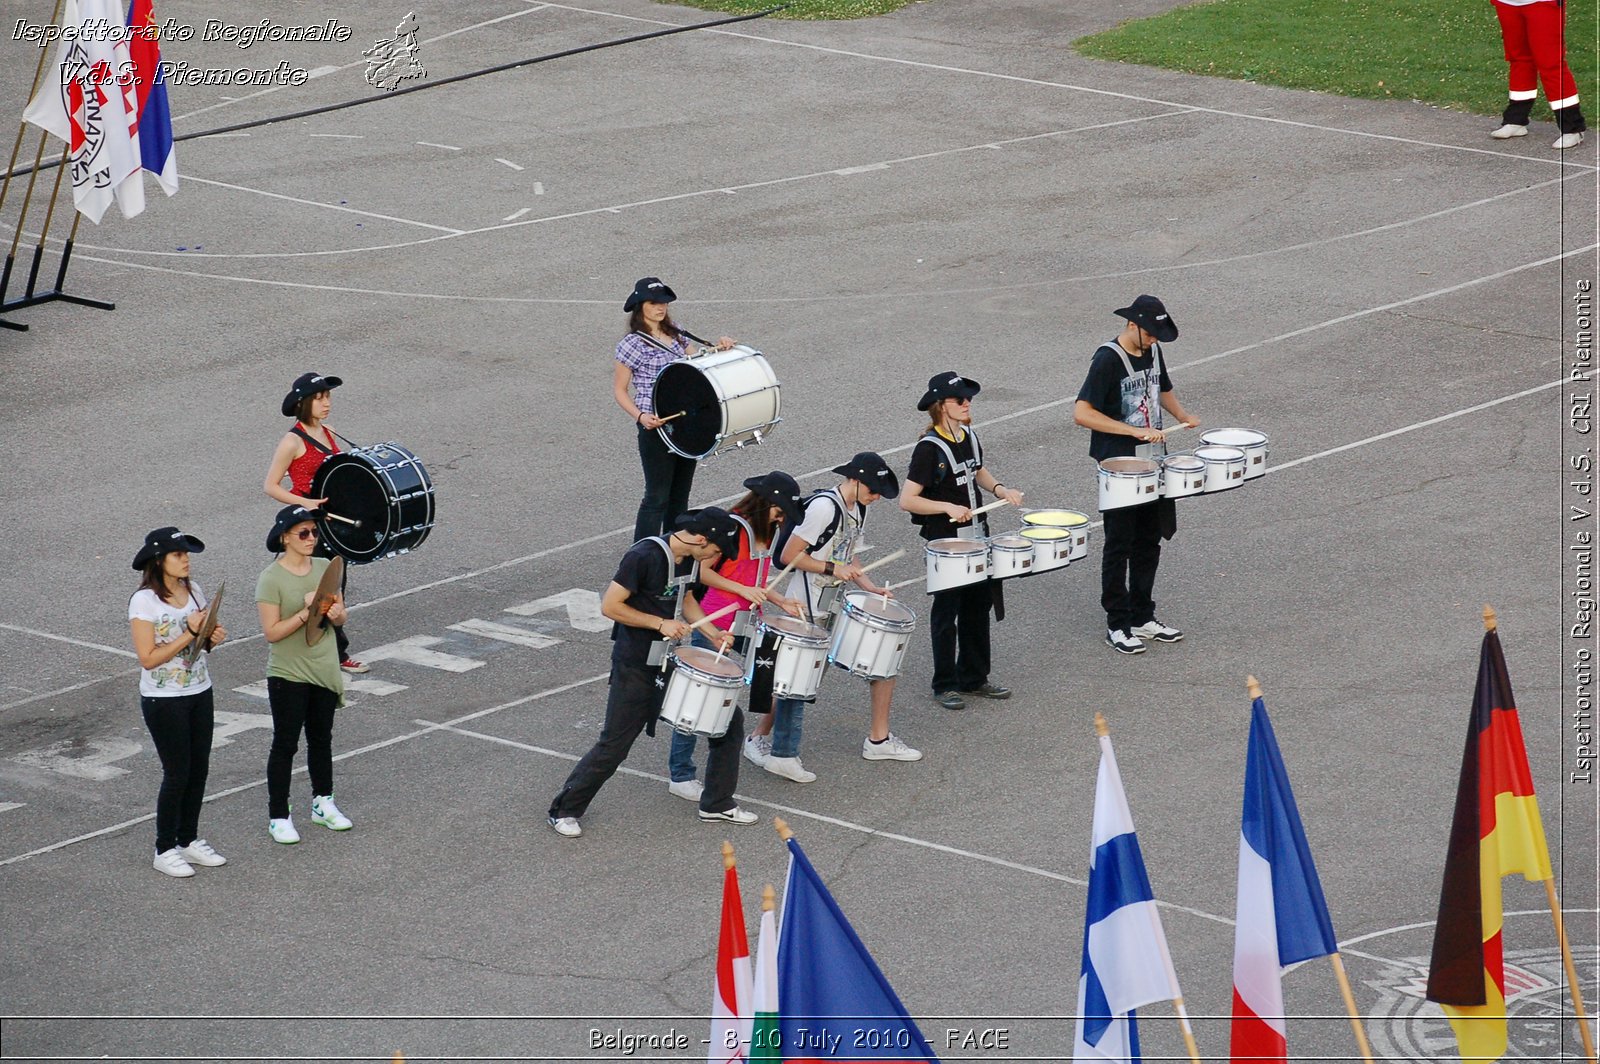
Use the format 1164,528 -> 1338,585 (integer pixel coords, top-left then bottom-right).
1073,295 -> 1200,655
749,452 -> 923,778
666,474 -> 808,802
549,507 -> 759,838
610,277 -> 738,542
128,527 -> 229,878
262,371 -> 368,675
900,372 -> 1026,710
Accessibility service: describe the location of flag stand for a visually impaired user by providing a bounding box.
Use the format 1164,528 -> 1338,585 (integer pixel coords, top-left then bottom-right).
1481,606 -> 1599,1064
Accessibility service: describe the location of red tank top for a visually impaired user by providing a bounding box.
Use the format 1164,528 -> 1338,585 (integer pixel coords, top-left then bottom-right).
287,425 -> 339,496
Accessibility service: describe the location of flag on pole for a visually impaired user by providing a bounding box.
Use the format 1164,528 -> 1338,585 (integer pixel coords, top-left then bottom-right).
710,854 -> 753,1064
777,836 -> 940,1062
21,0 -> 142,223
751,894 -> 780,1064
1426,627 -> 1552,1062
125,0 -> 178,197
1229,694 -> 1339,1063
1073,730 -> 1184,1062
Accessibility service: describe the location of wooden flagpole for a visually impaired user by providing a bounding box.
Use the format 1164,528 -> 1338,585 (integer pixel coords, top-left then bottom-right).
0,0 -> 64,219
1095,713 -> 1203,1064
722,839 -> 736,871
1483,606 -> 1598,1064
1246,676 -> 1376,1064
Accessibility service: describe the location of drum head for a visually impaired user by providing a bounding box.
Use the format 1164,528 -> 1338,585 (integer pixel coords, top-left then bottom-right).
1201,428 -> 1266,448
1020,527 -> 1068,541
314,455 -> 394,560
1162,453 -> 1205,471
988,535 -> 1031,549
1023,509 -> 1089,527
1100,457 -> 1159,474
1195,445 -> 1245,462
929,538 -> 987,555
842,591 -> 916,625
674,644 -> 745,678
765,616 -> 828,641
653,361 -> 721,459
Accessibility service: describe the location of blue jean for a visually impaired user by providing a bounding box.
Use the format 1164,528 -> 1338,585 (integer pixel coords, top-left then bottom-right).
669,629 -> 743,782
769,697 -> 805,758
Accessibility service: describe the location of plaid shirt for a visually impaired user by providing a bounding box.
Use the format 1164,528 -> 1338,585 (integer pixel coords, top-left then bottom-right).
615,331 -> 687,415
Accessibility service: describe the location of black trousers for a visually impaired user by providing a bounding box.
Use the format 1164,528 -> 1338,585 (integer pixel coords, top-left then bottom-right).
550,661 -> 744,819
141,689 -> 215,853
266,677 -> 338,819
1101,501 -> 1165,632
929,580 -> 992,693
634,425 -> 697,541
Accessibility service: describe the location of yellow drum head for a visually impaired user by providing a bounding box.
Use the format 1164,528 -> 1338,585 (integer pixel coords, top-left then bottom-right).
1023,510 -> 1090,527
1020,527 -> 1069,541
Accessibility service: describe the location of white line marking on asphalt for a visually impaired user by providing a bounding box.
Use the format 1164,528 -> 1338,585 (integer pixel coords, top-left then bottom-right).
0,803 -> 23,815
343,677 -> 409,696
181,175 -> 464,234
359,635 -> 485,672
306,66 -> 342,79
0,624 -> 137,659
533,181 -> 544,195
503,589 -> 610,632
446,619 -> 564,649
10,738 -> 141,781
308,133 -> 364,139
0,672 -> 611,867
495,158 -> 525,171
426,720 -> 1239,928
503,207 -> 532,221
833,163 -> 890,175
417,141 -> 463,152
210,711 -> 275,747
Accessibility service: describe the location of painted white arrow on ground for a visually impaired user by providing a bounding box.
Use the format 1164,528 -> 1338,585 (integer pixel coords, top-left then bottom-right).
211,710 -> 275,747
11,738 -> 142,781
503,589 -> 609,632
360,635 -> 485,673
447,619 -> 563,649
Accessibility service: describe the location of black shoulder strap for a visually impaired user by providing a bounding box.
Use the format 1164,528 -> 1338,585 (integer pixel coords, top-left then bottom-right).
292,425 -> 333,455
773,490 -> 844,562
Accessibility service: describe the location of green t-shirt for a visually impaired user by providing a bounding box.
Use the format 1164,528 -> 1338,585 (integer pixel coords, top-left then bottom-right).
255,558 -> 345,705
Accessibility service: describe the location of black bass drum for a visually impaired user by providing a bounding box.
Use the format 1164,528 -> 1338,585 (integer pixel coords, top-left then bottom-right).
311,442 -> 435,563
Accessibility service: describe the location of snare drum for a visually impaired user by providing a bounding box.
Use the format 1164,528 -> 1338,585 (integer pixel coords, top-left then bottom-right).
659,645 -> 746,738
756,615 -> 830,702
652,345 -> 781,460
1199,428 -> 1269,479
1098,457 -> 1161,511
987,535 -> 1034,580
1019,526 -> 1072,573
1021,509 -> 1091,561
311,442 -> 436,564
1159,452 -> 1207,498
925,538 -> 988,594
828,591 -> 917,680
1195,445 -> 1247,492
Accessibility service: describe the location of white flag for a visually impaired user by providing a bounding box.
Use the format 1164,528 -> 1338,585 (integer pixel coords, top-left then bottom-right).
22,0 -> 143,224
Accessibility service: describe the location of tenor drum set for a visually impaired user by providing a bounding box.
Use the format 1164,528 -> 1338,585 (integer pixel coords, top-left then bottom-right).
1094,427 -> 1270,511
923,507 -> 1094,594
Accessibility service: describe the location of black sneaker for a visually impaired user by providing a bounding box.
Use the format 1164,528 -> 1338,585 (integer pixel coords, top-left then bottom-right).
1106,629 -> 1147,655
934,690 -> 967,710
966,682 -> 1012,700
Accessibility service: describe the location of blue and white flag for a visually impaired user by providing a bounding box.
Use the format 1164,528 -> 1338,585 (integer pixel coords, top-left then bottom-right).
1073,731 -> 1183,1062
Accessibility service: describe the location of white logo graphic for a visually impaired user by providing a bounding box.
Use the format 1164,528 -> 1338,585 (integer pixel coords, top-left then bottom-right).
363,12 -> 425,91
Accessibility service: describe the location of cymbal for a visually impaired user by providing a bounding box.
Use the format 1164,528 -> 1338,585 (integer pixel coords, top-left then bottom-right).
181,581 -> 224,667
305,557 -> 345,647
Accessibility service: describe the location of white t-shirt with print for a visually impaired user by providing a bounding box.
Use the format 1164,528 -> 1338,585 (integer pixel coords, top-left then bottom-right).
128,583 -> 212,697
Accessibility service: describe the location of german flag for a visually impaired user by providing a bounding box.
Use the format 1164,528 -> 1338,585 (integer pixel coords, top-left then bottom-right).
1426,628 -> 1552,1061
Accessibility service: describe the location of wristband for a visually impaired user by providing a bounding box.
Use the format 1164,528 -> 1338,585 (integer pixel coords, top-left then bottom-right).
824,561 -> 835,577
993,483 -> 1005,495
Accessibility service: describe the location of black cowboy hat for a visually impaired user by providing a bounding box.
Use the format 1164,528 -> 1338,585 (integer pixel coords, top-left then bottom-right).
132,527 -> 205,570
624,277 -> 677,312
266,504 -> 320,553
831,451 -> 900,499
917,371 -> 981,411
674,506 -> 740,553
742,471 -> 804,525
280,372 -> 343,417
1113,294 -> 1178,343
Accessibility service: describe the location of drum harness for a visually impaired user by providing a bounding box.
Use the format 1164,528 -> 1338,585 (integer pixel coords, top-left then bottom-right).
772,489 -> 857,628
918,425 -> 988,541
1102,340 -> 1168,462
644,535 -> 698,671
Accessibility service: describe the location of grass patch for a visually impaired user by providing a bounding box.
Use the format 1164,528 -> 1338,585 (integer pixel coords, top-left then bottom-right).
1075,0 -> 1597,117
659,0 -> 925,20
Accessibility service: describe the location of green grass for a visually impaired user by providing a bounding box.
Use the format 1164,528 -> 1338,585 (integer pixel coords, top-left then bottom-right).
659,0 -> 924,20
1075,0 -> 1597,117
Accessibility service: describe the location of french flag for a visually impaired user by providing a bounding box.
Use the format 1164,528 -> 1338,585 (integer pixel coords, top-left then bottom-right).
125,0 -> 177,196
1229,694 -> 1338,1063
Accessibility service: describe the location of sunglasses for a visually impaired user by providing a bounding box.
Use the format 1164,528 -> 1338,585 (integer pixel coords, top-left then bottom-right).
946,396 -> 973,405
292,528 -> 319,541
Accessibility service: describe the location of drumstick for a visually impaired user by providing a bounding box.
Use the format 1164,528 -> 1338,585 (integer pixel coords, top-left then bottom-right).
857,548 -> 907,574
657,410 -> 687,424
320,511 -> 363,528
969,498 -> 1014,518
686,556 -> 805,638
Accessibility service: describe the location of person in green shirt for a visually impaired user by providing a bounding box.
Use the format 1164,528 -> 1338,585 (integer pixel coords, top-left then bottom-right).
255,505 -> 352,845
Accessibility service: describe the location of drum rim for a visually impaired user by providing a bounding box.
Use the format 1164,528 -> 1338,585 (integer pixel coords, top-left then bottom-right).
927,539 -> 988,556
839,590 -> 916,628
1099,458 -> 1161,476
1195,445 -> 1247,463
1019,527 -> 1069,540
1022,509 -> 1090,525
1200,427 -> 1268,447
987,535 -> 1033,549
672,645 -> 746,678
759,616 -> 830,642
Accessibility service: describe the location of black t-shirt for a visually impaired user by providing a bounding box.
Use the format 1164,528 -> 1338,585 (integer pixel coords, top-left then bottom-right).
1076,341 -> 1174,461
609,539 -> 696,666
905,430 -> 983,541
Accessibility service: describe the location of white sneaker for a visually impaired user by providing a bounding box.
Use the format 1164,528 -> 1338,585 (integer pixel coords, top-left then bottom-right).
310,795 -> 352,831
268,817 -> 300,845
1554,131 -> 1585,150
862,734 -> 923,762
1130,619 -> 1184,643
547,816 -> 582,838
178,839 -> 226,867
153,848 -> 196,878
743,734 -> 772,768
1106,628 -> 1147,655
1490,123 -> 1529,139
699,806 -> 759,825
668,779 -> 704,802
763,755 -> 817,783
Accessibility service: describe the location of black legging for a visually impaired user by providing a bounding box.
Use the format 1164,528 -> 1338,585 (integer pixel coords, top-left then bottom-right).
265,677 -> 338,819
141,689 -> 215,853
634,424 -> 696,541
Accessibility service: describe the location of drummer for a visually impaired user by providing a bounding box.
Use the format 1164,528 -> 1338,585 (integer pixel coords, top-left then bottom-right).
899,373 -> 1025,710
548,508 -> 758,838
611,277 -> 737,542
1072,295 -> 1200,655
263,372 -> 367,675
667,473 -> 806,803
746,452 -> 922,780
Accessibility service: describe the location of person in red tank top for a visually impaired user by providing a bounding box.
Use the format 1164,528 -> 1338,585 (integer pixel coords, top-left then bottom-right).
264,372 -> 368,674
